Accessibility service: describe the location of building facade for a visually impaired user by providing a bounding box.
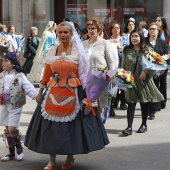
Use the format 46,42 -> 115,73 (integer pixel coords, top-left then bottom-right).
0,0 -> 170,39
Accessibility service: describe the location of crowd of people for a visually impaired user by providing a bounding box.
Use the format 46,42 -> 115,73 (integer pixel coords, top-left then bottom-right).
0,15 -> 169,170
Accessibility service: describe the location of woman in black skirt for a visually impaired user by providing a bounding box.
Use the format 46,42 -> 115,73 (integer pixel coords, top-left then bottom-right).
24,21 -> 109,170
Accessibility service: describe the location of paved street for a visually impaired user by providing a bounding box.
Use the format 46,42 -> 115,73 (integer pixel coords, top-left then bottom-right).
0,73 -> 170,170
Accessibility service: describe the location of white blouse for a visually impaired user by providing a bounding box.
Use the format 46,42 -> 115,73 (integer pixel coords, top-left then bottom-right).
82,38 -> 116,70
3,70 -> 38,99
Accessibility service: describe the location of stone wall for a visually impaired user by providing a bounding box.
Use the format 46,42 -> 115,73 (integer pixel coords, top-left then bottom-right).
2,0 -> 51,65
2,0 -> 51,37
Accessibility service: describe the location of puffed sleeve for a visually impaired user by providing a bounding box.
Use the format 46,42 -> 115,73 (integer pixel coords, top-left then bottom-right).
41,64 -> 53,85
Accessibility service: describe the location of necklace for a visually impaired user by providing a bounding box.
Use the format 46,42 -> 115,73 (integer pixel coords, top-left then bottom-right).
60,42 -> 72,51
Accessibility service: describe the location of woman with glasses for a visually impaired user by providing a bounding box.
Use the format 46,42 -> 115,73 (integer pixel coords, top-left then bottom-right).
109,22 -> 127,111
121,30 -> 163,136
146,22 -> 168,120
83,18 -> 116,115
156,16 -> 169,41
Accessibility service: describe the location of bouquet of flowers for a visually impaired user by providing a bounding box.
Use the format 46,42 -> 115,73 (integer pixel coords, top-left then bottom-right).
141,50 -> 167,71
109,69 -> 136,98
0,37 -> 11,52
82,66 -> 117,116
162,54 -> 170,69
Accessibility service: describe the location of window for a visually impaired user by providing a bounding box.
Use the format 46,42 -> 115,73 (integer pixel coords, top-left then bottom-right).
65,0 -> 163,34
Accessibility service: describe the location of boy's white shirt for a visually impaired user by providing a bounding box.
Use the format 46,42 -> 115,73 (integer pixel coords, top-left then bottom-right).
1,70 -> 38,99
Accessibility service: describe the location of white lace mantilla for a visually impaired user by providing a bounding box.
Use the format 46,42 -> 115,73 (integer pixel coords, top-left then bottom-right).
45,53 -> 79,65
41,87 -> 81,122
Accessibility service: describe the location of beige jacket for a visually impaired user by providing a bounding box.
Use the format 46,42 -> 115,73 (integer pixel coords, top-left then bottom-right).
83,38 -> 116,108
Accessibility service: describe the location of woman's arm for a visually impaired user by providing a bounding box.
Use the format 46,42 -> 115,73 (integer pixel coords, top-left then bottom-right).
104,40 -> 116,70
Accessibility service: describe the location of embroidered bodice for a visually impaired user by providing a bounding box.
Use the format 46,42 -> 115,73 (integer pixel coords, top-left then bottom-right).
42,54 -> 81,88
42,43 -> 88,89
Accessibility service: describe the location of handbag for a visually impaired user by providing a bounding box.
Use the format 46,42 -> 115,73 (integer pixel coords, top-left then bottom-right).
23,47 -> 31,58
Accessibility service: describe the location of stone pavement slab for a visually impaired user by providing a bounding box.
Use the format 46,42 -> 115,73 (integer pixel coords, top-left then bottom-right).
0,74 -> 170,170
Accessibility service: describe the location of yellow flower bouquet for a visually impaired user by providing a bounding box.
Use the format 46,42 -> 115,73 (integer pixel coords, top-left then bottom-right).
115,69 -> 136,87
109,69 -> 136,97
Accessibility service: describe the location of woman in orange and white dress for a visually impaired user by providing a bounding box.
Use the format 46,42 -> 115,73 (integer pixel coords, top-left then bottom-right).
24,22 -> 109,170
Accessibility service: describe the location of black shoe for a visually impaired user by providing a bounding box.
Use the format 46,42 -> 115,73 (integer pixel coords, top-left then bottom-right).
109,108 -> 116,117
161,105 -> 166,109
137,125 -> 147,133
122,127 -> 132,135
